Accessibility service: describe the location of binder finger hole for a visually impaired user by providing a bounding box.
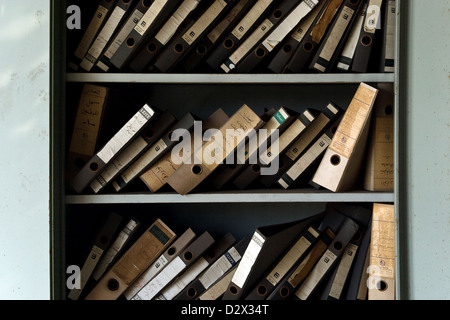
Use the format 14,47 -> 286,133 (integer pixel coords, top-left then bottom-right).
252,164 -> 260,173
280,286 -> 290,298
126,37 -> 136,48
361,35 -> 373,47
142,0 -> 152,8
175,43 -> 185,54
283,44 -> 292,53
122,0 -> 131,4
107,279 -> 120,291
349,0 -> 360,5
144,129 -> 154,139
257,285 -> 268,296
377,280 -> 388,291
330,155 -> 341,166
89,161 -> 100,173
224,38 -> 234,49
273,9 -> 283,20
167,247 -> 176,256
183,251 -> 193,261
303,41 -> 314,52
196,44 -> 208,56
334,241 -> 343,251
228,285 -> 239,296
192,165 -> 203,175
255,47 -> 266,58
187,287 -> 197,298
147,42 -> 157,54
384,105 -> 393,115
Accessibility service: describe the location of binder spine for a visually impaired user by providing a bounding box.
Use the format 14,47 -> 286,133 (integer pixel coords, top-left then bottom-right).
97,0 -> 152,72
381,0 -> 395,72
205,0 -> 274,70
70,104 -> 157,194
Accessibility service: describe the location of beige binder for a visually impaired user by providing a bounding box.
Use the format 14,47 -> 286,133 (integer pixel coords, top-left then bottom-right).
311,82 -> 378,192
368,203 -> 395,300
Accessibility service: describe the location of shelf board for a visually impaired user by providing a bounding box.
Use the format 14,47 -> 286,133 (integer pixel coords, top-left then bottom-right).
66,73 -> 395,84
65,189 -> 395,204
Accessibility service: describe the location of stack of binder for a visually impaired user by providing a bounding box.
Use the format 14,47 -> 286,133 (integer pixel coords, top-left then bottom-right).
67,0 -> 395,74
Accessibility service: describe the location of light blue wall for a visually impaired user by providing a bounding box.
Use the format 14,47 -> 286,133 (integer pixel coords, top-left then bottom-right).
0,0 -> 50,299
403,0 -> 450,299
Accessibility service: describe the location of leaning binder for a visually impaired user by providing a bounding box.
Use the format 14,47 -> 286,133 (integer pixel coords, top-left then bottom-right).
175,236 -> 251,300
380,0 -> 395,72
96,0 -> 154,72
109,0 -> 183,70
351,0 -> 384,73
79,0 -> 138,72
131,231 -> 216,300
90,111 -> 177,194
205,0 -> 275,70
311,82 -> 378,192
198,264 -> 239,300
68,212 -> 124,300
68,0 -> 118,71
70,104 -> 158,194
167,104 -> 264,195
128,0 -> 204,72
85,219 -> 176,300
153,0 -> 238,73
235,0 -> 320,73
309,0 -> 363,73
222,215 -> 319,300
124,228 -> 197,300
112,112 -> 199,192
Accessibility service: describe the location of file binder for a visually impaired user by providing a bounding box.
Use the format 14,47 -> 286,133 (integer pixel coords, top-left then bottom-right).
167,104 -> 264,195
284,0 -> 342,73
68,0 -> 118,71
109,0 -> 183,70
180,0 -> 254,72
309,0 -> 363,73
294,216 -> 359,300
205,0 -> 275,70
368,203 -> 395,300
112,112 -> 198,192
236,0 -> 320,73
176,236 -> 251,300
351,0 -> 384,73
80,0 -> 138,72
311,82 -> 378,192
245,224 -> 322,300
198,264 -> 239,300
85,219 -> 176,300
156,233 -> 236,300
71,104 -> 158,194
153,0 -> 238,73
221,0 -> 303,73
140,108 -> 229,193
364,83 -> 394,191
267,0 -> 327,73
380,0 -> 395,72
67,84 -> 109,183
336,0 -> 368,71
222,215 -> 320,300
96,0 -> 154,72
92,218 -> 141,281
128,0 -> 204,72
259,102 -> 343,188
90,111 -> 177,194
277,115 -> 343,189
124,228 -> 196,300
68,212 -> 124,300
131,231 -> 215,300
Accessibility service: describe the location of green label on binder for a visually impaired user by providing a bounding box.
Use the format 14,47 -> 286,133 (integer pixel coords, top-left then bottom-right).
150,224 -> 170,245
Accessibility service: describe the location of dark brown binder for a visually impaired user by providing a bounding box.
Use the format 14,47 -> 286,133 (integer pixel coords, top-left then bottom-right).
235,0 -> 320,73
283,0 -> 341,73
68,0 -> 119,71
222,215 -> 320,300
351,0 -> 384,73
128,0 -> 204,72
68,212 -> 124,300
89,111 -> 177,194
259,102 -> 343,188
131,231 -> 216,300
85,219 -> 177,300
96,0 -> 154,72
309,0 -> 364,73
205,0 -> 275,70
109,0 -> 183,70
80,0 -> 138,72
153,0 -> 238,73
111,112 -> 199,192
221,0 -> 303,73
175,236 -> 251,300
179,0 -> 255,72
70,104 -> 158,194
267,0 -> 328,73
